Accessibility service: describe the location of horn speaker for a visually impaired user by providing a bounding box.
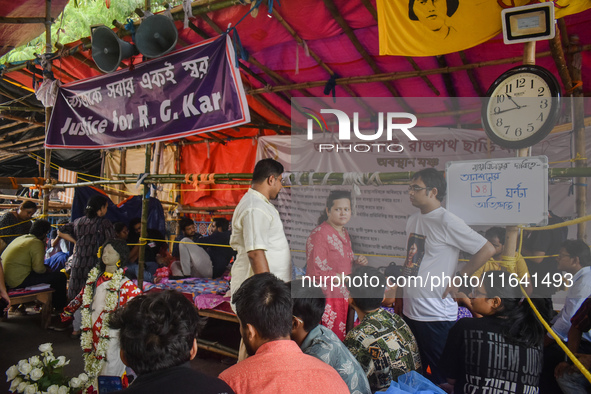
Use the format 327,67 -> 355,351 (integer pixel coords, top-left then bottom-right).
91,26 -> 136,73
135,14 -> 178,58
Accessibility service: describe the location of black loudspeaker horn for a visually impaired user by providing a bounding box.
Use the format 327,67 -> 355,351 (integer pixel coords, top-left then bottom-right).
91,26 -> 137,73
135,14 -> 178,58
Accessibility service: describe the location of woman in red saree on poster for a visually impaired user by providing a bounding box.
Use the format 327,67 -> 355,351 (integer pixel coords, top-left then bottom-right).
306,190 -> 368,340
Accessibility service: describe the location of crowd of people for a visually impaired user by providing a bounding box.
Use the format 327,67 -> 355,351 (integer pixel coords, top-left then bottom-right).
1,158 -> 590,394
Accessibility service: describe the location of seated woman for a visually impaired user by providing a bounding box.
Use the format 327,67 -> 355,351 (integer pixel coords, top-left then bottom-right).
440,270 -> 544,394
62,238 -> 141,390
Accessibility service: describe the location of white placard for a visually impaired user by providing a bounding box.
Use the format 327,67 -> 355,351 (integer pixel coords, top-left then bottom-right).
446,156 -> 548,226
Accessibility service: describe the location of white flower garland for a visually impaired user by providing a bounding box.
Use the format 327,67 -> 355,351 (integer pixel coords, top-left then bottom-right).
81,267 -> 124,381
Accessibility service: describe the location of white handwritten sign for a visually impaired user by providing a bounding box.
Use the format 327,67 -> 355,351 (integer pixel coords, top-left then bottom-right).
446,156 -> 548,226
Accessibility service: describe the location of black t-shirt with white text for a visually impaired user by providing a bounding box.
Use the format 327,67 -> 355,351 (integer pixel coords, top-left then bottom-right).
440,316 -> 542,394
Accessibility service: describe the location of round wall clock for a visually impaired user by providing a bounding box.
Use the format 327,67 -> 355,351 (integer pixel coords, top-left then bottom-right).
482,65 -> 561,149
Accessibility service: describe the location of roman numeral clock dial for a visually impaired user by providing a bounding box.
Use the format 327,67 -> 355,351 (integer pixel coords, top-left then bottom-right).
482,65 -> 561,149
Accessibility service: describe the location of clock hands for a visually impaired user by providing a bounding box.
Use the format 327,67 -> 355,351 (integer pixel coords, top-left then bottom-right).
493,94 -> 528,115
506,94 -> 525,110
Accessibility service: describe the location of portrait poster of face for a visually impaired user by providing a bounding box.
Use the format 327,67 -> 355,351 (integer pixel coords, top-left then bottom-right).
403,233 -> 426,277
376,0 -> 589,56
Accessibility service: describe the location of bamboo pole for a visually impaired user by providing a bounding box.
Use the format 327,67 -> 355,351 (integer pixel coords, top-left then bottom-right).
0,121 -> 20,131
137,145 -> 151,289
118,148 -> 127,204
247,45 -> 591,96
43,167 -> 591,190
502,41 -> 536,275
570,35 -> 587,240
42,0 -> 53,220
196,338 -> 238,358
321,0 -> 406,102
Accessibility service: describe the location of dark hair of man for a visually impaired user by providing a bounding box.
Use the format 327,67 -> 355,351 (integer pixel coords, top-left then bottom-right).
411,168 -> 446,202
317,190 -> 352,225
178,217 -> 194,233
110,290 -> 199,375
30,219 -> 51,239
113,222 -> 127,234
213,217 -> 229,232
408,0 -> 459,20
481,270 -> 544,347
20,201 -> 38,211
562,239 -> 591,268
85,195 -> 109,219
251,158 -> 284,184
484,226 -> 506,244
288,279 -> 326,332
233,272 -> 292,339
98,238 -> 130,272
347,266 -> 386,312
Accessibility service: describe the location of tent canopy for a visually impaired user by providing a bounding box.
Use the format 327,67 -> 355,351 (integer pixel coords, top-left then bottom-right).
0,0 -> 589,176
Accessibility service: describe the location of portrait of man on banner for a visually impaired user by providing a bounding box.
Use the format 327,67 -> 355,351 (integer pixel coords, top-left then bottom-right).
377,0 -> 591,57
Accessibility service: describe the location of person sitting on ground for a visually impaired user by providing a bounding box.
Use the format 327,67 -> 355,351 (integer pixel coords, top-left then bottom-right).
170,220 -> 213,279
171,217 -> 202,260
541,239 -> 591,393
289,279 -> 372,394
555,296 -> 591,394
441,270 -> 544,394
114,222 -> 130,242
0,201 -> 37,249
2,219 -> 67,313
109,290 -> 234,394
218,272 -> 349,394
198,218 -> 235,278
44,219 -> 71,272
471,226 -> 532,296
344,266 -> 421,392
126,218 -> 170,283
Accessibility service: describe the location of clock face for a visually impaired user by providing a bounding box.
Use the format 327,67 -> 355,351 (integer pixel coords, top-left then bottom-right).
483,65 -> 561,149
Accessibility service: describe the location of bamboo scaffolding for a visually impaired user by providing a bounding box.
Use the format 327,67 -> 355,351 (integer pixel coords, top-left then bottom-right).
0,114 -> 45,126
247,44 -> 591,96
322,0 -> 412,114
36,167 -> 591,190
0,121 -> 20,131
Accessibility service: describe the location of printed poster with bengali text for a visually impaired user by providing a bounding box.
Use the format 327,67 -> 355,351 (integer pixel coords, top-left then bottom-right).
255,97 -> 589,273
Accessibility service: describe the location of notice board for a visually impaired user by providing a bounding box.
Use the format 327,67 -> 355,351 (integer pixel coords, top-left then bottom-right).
445,156 -> 548,226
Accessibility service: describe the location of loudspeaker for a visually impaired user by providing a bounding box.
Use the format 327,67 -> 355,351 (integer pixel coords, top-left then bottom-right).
91,26 -> 137,73
135,14 -> 178,58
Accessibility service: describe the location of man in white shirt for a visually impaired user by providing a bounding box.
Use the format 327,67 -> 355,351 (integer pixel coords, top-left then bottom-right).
549,239 -> 591,343
399,168 -> 495,384
230,158 -> 291,306
542,239 -> 591,393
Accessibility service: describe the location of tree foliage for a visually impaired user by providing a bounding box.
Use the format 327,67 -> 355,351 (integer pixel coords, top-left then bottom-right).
0,0 -> 173,64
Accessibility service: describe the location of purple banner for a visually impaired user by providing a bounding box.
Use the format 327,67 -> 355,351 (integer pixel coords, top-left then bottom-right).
46,36 -> 250,149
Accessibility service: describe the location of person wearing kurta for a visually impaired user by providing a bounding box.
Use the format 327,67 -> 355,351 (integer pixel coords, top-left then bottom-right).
306,190 -> 367,340
62,239 -> 141,392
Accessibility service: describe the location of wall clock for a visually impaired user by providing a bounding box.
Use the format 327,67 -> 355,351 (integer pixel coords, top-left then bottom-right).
482,65 -> 561,149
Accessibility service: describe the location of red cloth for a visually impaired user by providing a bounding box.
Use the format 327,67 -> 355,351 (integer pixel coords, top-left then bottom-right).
306,222 -> 355,340
218,340 -> 349,394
